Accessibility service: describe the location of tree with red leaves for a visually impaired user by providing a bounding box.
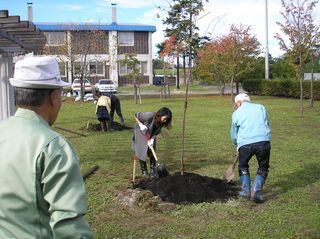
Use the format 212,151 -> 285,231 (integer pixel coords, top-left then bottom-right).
197,24 -> 260,101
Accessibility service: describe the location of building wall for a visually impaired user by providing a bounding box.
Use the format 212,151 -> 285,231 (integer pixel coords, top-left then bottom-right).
118,32 -> 149,54
40,30 -> 153,86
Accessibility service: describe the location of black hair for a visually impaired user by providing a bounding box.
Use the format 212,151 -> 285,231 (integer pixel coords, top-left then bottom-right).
14,88 -> 54,107
155,107 -> 172,129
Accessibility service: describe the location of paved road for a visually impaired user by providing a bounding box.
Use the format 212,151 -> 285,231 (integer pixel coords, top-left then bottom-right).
117,86 -> 245,96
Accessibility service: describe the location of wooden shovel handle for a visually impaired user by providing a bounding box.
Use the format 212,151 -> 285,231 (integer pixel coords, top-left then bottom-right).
149,145 -> 159,162
233,155 -> 239,168
132,156 -> 137,183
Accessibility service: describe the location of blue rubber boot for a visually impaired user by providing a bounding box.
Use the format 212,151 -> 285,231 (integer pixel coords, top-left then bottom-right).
239,175 -> 251,198
251,175 -> 265,203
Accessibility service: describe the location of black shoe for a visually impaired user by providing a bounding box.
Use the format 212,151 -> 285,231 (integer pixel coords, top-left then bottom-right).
139,160 -> 148,177
150,167 -> 156,177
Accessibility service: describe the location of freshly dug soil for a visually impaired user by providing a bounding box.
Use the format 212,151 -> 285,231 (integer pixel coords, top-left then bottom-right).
86,122 -> 132,131
134,172 -> 239,204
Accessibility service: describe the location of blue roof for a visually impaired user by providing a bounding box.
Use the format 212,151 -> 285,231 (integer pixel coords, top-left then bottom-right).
35,22 -> 156,32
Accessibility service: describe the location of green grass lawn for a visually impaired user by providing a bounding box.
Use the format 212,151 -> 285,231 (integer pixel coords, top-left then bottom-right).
56,95 -> 320,239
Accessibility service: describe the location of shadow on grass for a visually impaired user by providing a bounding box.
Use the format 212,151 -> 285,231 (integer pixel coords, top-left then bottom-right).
268,163 -> 320,198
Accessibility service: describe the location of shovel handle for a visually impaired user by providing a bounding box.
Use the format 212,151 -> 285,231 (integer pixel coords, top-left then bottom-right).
149,145 -> 159,162
132,156 -> 137,183
233,155 -> 239,167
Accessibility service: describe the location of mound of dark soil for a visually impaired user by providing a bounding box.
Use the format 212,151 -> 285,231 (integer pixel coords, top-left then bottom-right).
86,122 -> 132,131
134,172 -> 239,204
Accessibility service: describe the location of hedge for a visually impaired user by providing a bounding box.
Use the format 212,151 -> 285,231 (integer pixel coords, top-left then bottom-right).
242,78 -> 320,100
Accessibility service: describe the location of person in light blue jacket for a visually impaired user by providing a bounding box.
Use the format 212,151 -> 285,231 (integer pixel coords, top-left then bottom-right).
230,93 -> 271,203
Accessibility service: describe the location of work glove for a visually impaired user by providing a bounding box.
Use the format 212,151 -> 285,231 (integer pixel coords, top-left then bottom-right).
147,138 -> 154,147
138,123 -> 148,132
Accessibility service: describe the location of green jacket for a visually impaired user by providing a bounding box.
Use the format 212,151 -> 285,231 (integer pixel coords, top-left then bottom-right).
0,108 -> 93,238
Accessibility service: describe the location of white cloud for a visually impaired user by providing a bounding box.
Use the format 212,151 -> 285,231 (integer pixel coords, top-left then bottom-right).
96,0 -> 160,9
56,4 -> 84,10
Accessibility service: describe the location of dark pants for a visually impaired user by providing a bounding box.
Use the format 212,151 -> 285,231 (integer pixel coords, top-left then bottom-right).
238,141 -> 270,178
147,148 -> 156,168
110,99 -> 123,122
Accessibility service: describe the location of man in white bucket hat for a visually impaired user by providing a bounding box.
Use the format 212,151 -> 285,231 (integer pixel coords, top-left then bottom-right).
0,56 -> 93,238
230,93 -> 271,203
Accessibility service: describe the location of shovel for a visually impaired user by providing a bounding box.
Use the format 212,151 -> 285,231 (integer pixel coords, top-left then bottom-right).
223,154 -> 239,183
149,145 -> 169,178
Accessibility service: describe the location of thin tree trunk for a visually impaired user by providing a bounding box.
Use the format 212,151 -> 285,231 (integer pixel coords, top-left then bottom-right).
181,7 -> 193,175
138,85 -> 142,104
183,52 -> 186,84
230,73 -> 235,104
177,56 -> 180,89
133,79 -> 138,104
299,52 -> 304,117
310,52 -> 314,107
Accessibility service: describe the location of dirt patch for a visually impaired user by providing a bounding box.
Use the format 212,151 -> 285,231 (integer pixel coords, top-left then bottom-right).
134,172 -> 239,204
84,122 -> 132,131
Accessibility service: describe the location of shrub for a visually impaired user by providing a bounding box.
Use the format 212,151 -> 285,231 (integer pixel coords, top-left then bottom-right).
242,78 -> 320,100
241,79 -> 261,95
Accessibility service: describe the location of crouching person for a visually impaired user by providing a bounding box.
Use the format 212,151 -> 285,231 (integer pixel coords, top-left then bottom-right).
132,107 -> 172,177
96,94 -> 112,132
230,93 -> 271,203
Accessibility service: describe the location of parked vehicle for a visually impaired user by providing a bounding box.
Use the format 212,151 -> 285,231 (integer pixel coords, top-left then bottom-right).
153,75 -> 164,86
71,79 -> 92,94
95,79 -> 117,93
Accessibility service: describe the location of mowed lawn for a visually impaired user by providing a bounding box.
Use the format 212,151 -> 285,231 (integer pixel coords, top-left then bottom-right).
56,95 -> 320,239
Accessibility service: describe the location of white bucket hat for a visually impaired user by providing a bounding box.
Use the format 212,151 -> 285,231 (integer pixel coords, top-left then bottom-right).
234,93 -> 250,107
234,93 -> 251,103
9,56 -> 70,89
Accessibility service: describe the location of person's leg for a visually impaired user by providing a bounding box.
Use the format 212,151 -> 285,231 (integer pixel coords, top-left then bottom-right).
147,148 -> 156,177
252,141 -> 271,203
238,144 -> 254,198
110,105 -> 115,124
139,159 -> 148,177
100,120 -> 107,132
114,99 -> 124,126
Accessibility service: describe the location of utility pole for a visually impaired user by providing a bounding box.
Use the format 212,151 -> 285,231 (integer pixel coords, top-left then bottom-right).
265,0 -> 269,79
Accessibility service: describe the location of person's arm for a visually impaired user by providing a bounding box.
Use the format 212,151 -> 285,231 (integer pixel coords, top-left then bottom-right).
41,137 -> 93,238
134,115 -> 148,134
230,114 -> 238,145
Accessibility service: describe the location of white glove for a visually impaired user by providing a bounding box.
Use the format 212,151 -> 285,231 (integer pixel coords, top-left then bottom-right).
147,138 -> 154,147
138,123 -> 148,132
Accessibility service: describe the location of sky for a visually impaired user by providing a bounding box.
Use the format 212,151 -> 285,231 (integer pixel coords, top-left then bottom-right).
1,0 -> 320,59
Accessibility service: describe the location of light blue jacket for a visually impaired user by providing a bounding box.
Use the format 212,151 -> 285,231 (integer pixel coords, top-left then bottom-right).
230,102 -> 271,149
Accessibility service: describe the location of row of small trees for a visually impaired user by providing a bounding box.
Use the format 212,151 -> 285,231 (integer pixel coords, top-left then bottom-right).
155,0 -> 319,171
158,0 -> 320,115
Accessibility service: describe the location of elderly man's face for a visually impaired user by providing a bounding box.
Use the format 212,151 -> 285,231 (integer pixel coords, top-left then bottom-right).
48,89 -> 62,126
234,101 -> 242,109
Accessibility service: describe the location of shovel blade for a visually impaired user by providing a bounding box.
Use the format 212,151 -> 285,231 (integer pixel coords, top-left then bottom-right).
156,163 -> 169,178
224,164 -> 235,183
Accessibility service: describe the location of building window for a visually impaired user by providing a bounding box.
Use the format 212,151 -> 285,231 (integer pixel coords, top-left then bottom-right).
58,62 -> 66,77
119,64 -> 127,76
89,61 -> 104,75
118,32 -> 134,46
140,61 -> 147,75
44,32 -> 66,46
119,62 -> 147,76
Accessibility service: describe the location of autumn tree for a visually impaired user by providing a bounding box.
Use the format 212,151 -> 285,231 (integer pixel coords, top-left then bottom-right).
275,0 -> 320,115
119,53 -> 143,104
197,24 -> 260,100
159,35 -> 182,97
197,37 -> 234,95
160,0 -> 208,174
162,0 -> 208,85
